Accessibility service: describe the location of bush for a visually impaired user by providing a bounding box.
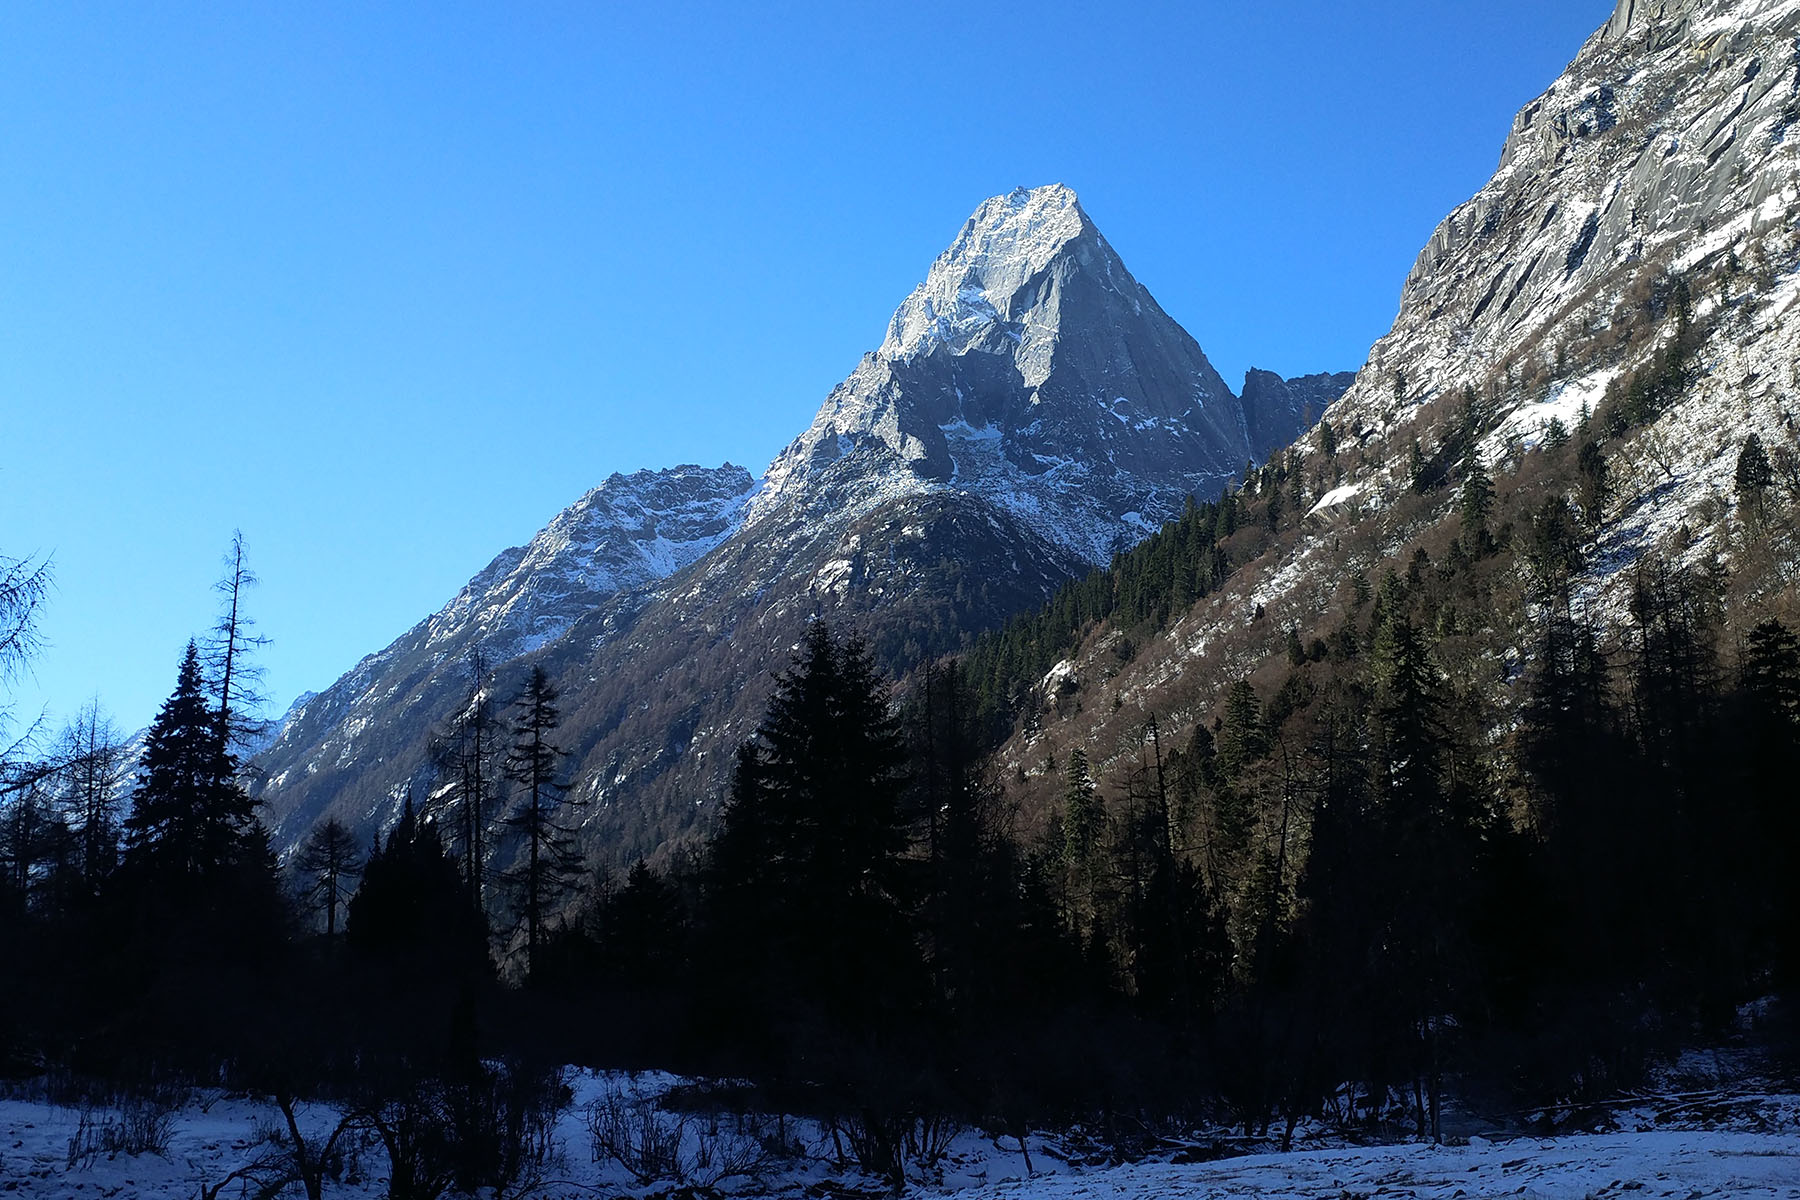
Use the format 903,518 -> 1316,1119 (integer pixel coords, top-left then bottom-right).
586,1082 -> 773,1187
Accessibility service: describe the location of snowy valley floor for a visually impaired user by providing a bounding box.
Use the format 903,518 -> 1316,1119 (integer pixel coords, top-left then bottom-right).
4,1075 -> 1800,1199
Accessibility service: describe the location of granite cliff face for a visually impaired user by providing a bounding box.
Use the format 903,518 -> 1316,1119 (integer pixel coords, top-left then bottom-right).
254,187 -> 1332,863
753,185 -> 1258,563
989,0 -> 1800,815
1338,0 -> 1799,442
1239,370 -> 1357,461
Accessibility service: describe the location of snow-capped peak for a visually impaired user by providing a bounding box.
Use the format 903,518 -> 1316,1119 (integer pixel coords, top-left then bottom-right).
878,183 -> 1095,363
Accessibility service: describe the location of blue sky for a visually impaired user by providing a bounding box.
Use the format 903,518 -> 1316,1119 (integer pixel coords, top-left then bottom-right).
2,0 -> 1612,735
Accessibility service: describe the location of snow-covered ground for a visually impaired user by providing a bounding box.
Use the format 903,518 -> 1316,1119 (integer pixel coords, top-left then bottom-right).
961,1129 -> 1800,1199
5,1073 -> 1799,1199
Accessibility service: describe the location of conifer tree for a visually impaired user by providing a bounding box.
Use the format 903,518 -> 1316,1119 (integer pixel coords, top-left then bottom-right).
347,795 -> 488,979
592,859 -> 687,985
704,621 -> 919,1036
1736,620 -> 1800,979
205,531 -> 273,757
1576,439 -> 1611,524
1060,748 -> 1103,884
502,666 -> 579,978
1736,432 -> 1774,521
435,650 -> 501,912
123,642 -> 259,884
57,700 -> 127,890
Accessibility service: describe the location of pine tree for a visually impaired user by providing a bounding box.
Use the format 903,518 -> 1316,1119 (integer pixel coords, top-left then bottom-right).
501,666 -> 580,978
592,859 -> 687,985
1737,620 -> 1800,982
1576,439 -> 1611,524
1735,432 -> 1774,521
703,621 -> 920,1035
346,795 -> 489,979
1060,747 -> 1103,883
1525,496 -> 1584,602
1368,612 -> 1467,1140
123,642 -> 259,884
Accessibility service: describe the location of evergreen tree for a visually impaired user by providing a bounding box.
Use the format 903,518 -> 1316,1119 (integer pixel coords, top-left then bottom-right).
591,859 -> 687,986
347,795 -> 489,980
501,666 -> 579,978
1367,612 -> 1468,1139
1576,439 -> 1610,524
1060,747 -> 1104,911
122,642 -> 259,884
1737,620 -> 1800,981
703,621 -> 921,1045
1736,432 -> 1774,521
1524,496 -> 1584,602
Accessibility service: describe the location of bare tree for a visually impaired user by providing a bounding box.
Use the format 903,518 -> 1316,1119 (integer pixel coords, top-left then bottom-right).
432,648 -> 501,913
0,551 -> 51,767
0,552 -> 49,685
205,530 -> 272,759
56,700 -> 129,889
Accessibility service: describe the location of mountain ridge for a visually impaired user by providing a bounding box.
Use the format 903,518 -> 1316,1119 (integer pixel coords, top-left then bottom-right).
253,185 -> 1337,864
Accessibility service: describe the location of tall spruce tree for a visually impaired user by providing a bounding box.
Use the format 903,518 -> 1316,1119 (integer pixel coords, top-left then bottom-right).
123,642 -> 259,884
703,621 -> 921,1041
501,665 -> 579,978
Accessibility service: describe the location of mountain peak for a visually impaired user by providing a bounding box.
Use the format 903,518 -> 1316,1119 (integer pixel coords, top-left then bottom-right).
878,184 -> 1097,363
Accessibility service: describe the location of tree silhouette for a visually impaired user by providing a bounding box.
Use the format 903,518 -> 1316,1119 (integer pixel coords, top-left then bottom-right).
297,818 -> 362,939
501,666 -> 579,978
123,642 -> 259,885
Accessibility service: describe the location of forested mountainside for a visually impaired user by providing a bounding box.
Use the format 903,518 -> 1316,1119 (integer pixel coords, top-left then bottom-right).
251,185 -> 1337,867
984,0 -> 1800,805
959,0 -> 1800,1062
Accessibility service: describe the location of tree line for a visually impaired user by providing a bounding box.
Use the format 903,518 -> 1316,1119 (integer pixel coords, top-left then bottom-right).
4,259 -> 1798,1186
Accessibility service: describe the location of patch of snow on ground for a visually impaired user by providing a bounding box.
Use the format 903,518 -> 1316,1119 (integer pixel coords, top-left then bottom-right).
1307,481 -> 1363,516
1479,365 -> 1623,466
960,1128 -> 1800,1200
7,1080 -> 1800,1200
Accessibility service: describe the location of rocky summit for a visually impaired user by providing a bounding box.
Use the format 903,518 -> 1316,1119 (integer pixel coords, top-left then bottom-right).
754,184 -> 1272,563
252,185 -> 1338,865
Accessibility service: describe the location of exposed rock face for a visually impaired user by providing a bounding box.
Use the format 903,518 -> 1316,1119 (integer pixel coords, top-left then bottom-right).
1350,0 -> 1800,441
1606,0 -> 1703,39
989,0 -> 1800,816
254,186 -> 1324,865
1239,370 -> 1357,461
754,185 -> 1258,564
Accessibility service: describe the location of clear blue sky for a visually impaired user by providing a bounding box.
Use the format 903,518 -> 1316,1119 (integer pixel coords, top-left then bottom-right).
2,0 -> 1612,736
